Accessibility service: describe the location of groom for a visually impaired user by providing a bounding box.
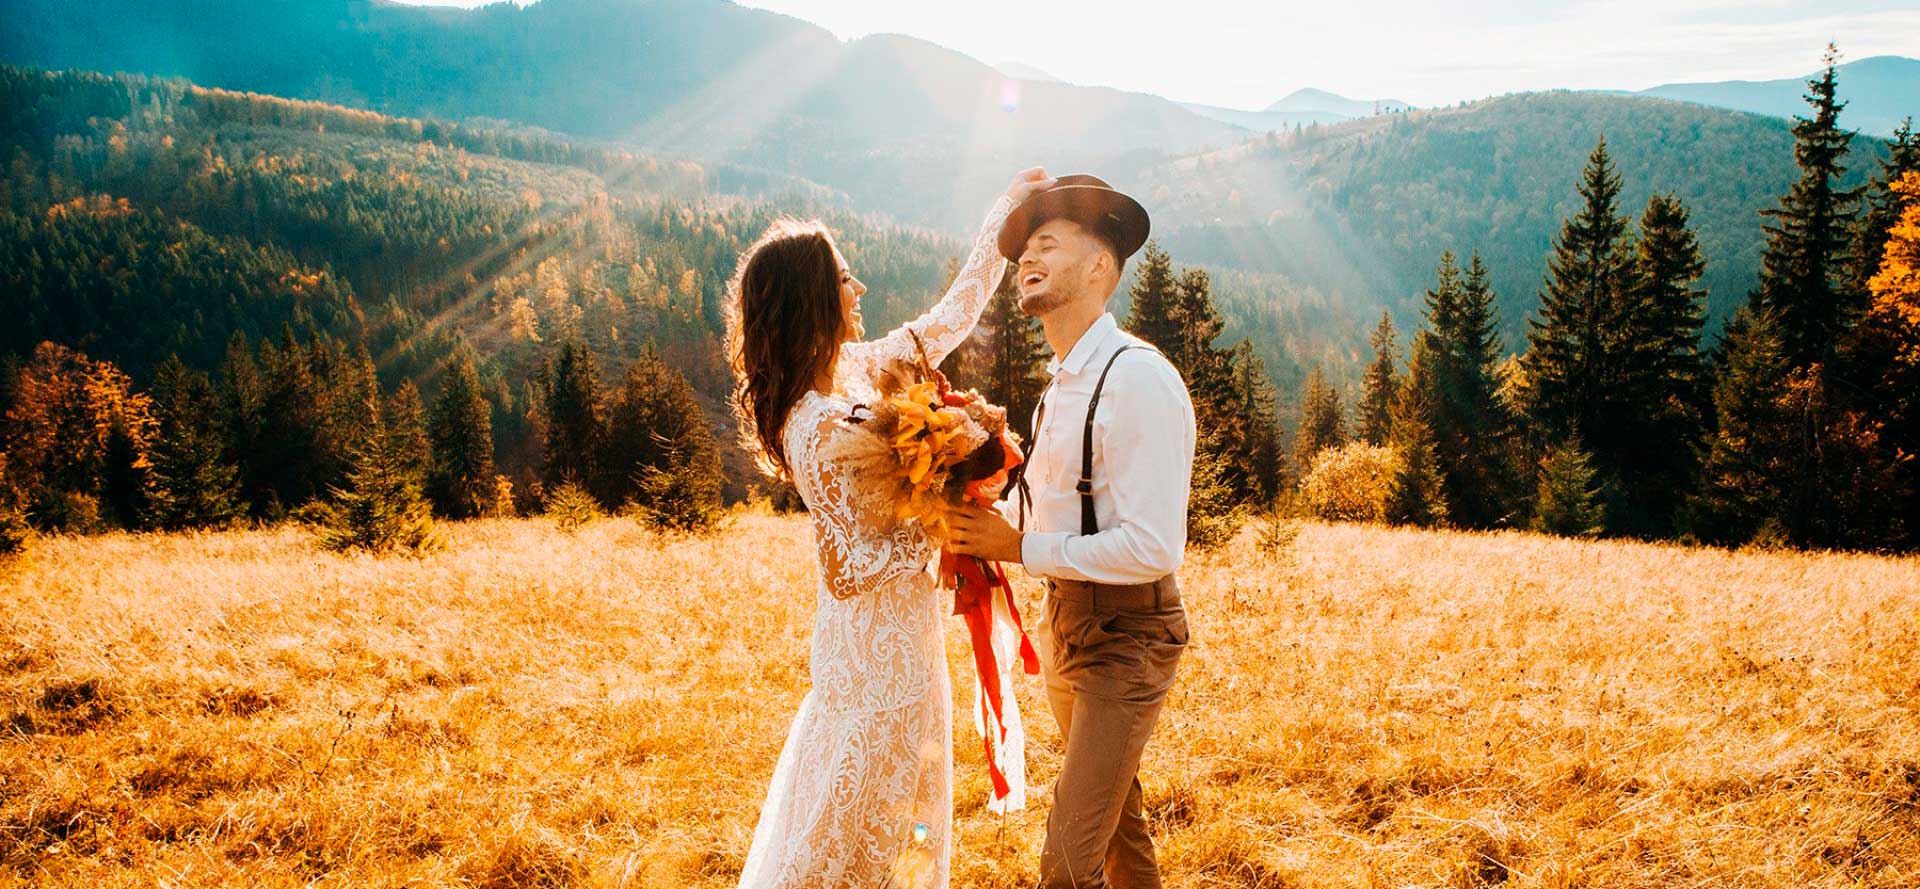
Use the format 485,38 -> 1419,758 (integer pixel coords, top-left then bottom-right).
949,175 -> 1195,888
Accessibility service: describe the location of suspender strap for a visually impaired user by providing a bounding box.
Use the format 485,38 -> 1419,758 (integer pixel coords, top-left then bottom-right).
1080,345 -> 1146,535
1009,342 -> 1155,536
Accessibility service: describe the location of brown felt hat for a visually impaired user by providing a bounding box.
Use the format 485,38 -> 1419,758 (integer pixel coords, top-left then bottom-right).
996,174 -> 1150,262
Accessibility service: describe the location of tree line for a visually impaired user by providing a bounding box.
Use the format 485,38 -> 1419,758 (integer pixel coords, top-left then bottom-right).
1285,47 -> 1919,551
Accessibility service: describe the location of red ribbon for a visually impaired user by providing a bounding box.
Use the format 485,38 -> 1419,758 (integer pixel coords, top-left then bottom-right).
940,423 -> 1039,801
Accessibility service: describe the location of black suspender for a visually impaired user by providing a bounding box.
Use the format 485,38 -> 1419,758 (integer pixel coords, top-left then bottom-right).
1012,343 -> 1152,536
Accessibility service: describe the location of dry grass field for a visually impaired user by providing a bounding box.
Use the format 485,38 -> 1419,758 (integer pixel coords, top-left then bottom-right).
2,508 -> 1918,888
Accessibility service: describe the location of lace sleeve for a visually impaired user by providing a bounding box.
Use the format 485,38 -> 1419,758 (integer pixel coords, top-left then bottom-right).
790,398 -> 918,601
838,194 -> 1014,393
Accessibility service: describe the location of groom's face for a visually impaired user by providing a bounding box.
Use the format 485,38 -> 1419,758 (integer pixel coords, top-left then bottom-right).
1015,217 -> 1110,318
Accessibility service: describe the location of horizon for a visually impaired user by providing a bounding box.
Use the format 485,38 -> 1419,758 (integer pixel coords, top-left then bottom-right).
387,0 -> 1920,109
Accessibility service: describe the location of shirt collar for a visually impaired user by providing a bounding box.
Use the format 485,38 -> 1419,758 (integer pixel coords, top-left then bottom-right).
1047,312 -> 1119,377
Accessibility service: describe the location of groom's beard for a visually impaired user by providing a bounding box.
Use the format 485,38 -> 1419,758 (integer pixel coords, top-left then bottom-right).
1018,286 -> 1074,317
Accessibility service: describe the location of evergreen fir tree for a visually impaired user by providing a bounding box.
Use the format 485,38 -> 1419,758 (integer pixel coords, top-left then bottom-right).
1122,241 -> 1180,355
146,354 -> 243,530
1224,341 -> 1285,504
317,413 -> 443,555
384,380 -> 431,490
216,331 -> 269,518
1522,136 -> 1636,441
1752,44 -> 1864,369
1618,192 -> 1711,535
1428,250 -> 1520,528
1384,337 -> 1448,527
1360,311 -> 1399,446
601,343 -> 723,528
428,343 -> 496,519
1849,118 -> 1918,298
1521,136 -> 1639,532
254,325 -> 328,516
1533,436 -> 1606,538
1293,363 -> 1345,472
541,335 -> 601,497
1688,307 -> 1795,544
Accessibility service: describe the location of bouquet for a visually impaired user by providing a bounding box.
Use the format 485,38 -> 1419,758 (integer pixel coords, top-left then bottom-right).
824,331 -> 1040,811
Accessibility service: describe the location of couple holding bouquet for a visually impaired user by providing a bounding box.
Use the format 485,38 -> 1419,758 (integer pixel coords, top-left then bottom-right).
724,167 -> 1195,888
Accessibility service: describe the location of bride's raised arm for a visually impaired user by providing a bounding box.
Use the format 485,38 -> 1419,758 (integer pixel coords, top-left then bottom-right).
838,169 -> 1053,389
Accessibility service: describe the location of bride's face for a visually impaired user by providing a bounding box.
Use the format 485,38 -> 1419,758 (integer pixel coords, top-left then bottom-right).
832,244 -> 867,342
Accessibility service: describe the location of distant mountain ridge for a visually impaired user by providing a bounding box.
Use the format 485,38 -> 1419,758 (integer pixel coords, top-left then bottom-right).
0,0 -> 1252,229
1637,55 -> 1918,137
1266,87 -> 1414,117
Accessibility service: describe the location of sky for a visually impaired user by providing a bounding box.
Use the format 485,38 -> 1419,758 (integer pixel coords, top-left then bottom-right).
391,0 -> 1920,109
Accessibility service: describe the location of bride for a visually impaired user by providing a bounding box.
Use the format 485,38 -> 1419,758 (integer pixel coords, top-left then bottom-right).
725,167 -> 1055,887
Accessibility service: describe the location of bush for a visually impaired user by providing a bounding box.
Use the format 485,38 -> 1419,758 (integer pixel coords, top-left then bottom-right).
1532,438 -> 1606,538
1300,442 -> 1397,523
0,502 -> 30,557
316,432 -> 444,555
544,478 -> 601,533
1186,441 -> 1249,548
633,459 -> 723,532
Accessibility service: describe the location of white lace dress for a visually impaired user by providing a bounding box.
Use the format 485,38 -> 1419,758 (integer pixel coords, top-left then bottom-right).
736,195 -> 1014,889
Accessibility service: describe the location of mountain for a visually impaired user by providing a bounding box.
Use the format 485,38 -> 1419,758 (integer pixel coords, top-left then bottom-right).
1178,102 -> 1347,132
1265,87 -> 1414,118
994,61 -> 1061,83
1637,55 -> 1918,137
0,0 -> 1252,229
1122,90 -> 1892,353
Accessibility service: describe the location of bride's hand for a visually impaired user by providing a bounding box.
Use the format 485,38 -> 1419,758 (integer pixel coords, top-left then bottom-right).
1005,167 -> 1056,204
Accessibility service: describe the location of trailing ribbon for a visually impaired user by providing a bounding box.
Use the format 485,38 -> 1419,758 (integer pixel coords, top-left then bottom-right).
939,425 -> 1040,809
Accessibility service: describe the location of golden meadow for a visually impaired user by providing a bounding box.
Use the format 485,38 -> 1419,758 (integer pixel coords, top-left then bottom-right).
2,508 -> 1917,888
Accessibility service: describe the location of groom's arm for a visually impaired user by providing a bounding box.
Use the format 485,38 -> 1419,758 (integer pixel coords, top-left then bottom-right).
1018,355 -> 1195,585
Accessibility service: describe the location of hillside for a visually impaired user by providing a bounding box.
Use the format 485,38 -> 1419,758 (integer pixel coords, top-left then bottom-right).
0,0 -> 1252,230
1124,90 -> 1895,349
1640,55 -> 1919,138
2,511 -> 1916,885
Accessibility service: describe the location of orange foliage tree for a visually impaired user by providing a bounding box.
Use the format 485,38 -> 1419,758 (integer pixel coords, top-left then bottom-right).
1867,171 -> 1920,367
1,341 -> 157,529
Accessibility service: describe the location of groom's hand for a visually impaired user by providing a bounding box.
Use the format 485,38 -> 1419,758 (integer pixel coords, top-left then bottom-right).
948,505 -> 1024,564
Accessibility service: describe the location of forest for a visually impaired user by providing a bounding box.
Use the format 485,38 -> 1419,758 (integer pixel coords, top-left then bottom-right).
2,49 -> 1917,553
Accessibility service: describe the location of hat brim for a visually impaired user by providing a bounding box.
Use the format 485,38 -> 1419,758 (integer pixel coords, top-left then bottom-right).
997,185 -> 1150,262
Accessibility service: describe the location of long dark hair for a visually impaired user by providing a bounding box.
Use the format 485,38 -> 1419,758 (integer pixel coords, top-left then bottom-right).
725,218 -> 845,480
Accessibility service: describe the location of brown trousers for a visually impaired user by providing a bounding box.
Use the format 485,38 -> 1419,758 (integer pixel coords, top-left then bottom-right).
1035,575 -> 1188,889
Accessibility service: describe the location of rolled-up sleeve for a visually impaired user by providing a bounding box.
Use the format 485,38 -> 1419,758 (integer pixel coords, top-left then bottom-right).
1019,355 -> 1194,584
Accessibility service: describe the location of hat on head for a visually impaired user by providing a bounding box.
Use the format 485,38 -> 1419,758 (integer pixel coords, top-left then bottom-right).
996,174 -> 1150,262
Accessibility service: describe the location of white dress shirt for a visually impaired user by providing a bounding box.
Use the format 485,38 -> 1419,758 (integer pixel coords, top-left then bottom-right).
997,312 -> 1196,584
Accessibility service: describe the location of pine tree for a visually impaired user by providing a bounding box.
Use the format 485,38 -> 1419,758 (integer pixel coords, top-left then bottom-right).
541,336 -> 601,497
1689,307 -> 1795,544
1533,437 -> 1605,538
1293,364 -> 1345,472
384,380 -> 431,491
1753,44 -> 1864,369
428,343 -> 496,519
1523,136 -> 1636,437
1617,192 -> 1710,535
1521,136 -> 1639,532
216,332 -> 270,518
1385,337 -> 1448,527
146,354 -> 243,530
1427,250 -> 1520,528
1360,311 -> 1399,446
1122,241 -> 1180,354
254,325 -> 328,516
1223,341 -> 1285,504
317,412 -> 443,555
601,344 -> 723,529
1849,118 -> 1918,298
